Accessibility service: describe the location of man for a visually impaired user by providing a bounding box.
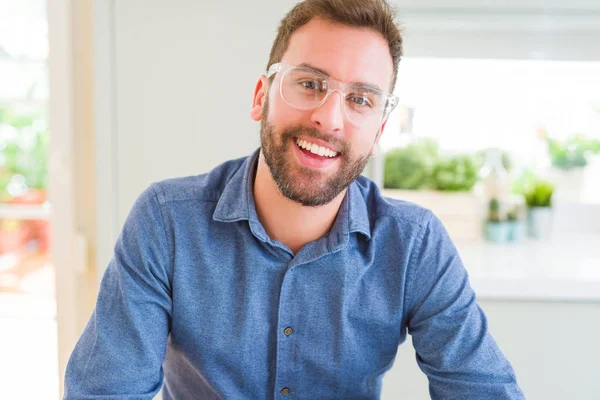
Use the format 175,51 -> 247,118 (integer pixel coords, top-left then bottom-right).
64,0 -> 524,399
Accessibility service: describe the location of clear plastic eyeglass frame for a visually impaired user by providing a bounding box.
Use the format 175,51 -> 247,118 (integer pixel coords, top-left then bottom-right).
266,62 -> 399,127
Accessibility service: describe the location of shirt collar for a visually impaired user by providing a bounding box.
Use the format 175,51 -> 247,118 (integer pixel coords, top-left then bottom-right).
346,180 -> 371,240
213,148 -> 371,240
212,148 -> 259,224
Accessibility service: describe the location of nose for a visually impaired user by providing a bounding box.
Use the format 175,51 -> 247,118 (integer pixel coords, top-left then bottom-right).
309,90 -> 345,133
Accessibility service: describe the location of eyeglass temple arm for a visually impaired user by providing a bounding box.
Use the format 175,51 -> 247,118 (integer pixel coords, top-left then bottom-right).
267,63 -> 282,78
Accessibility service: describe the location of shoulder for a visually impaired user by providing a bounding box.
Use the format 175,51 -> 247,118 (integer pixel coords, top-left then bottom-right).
354,175 -> 436,232
148,155 -> 249,205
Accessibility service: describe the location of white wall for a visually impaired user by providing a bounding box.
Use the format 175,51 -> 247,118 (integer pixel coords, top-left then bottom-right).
95,1 -> 600,398
112,0 -> 297,226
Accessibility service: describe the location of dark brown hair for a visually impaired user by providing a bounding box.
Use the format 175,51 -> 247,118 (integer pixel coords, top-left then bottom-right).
267,0 -> 404,90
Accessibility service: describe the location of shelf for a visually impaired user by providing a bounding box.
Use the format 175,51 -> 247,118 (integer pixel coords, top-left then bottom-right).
459,234 -> 600,302
0,204 -> 52,220
0,99 -> 48,108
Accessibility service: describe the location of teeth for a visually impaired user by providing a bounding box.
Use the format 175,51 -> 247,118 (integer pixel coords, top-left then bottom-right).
295,138 -> 339,158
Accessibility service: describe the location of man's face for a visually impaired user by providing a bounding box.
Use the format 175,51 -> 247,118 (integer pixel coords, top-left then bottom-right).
254,18 -> 394,207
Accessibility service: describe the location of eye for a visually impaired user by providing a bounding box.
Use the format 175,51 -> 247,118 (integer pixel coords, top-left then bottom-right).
348,95 -> 372,107
300,80 -> 318,90
299,79 -> 326,92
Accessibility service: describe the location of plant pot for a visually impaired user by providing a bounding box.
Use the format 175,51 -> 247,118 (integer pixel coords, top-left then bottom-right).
382,189 -> 482,243
527,207 -> 553,240
507,220 -> 526,242
9,190 -> 49,252
484,221 -> 510,243
29,220 -> 51,252
548,167 -> 585,202
0,220 -> 31,254
10,189 -> 47,205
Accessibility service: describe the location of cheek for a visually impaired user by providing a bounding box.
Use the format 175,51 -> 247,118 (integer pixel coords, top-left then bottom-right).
267,89 -> 311,126
348,130 -> 376,156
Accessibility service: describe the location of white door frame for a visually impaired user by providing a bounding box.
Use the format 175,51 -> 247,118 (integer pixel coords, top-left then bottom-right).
48,0 -> 119,397
92,0 -> 119,282
48,0 -> 80,397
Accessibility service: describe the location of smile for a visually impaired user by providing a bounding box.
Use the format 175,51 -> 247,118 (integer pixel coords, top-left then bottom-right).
295,138 -> 339,158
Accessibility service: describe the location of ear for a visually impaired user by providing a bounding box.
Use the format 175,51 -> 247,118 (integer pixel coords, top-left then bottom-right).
369,120 -> 387,156
250,75 -> 268,121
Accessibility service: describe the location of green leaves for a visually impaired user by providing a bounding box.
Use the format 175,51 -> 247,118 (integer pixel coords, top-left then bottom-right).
383,138 -> 438,190
0,106 -> 49,200
524,180 -> 554,208
547,133 -> 600,170
431,154 -> 479,192
383,139 -> 479,192
0,107 -> 41,129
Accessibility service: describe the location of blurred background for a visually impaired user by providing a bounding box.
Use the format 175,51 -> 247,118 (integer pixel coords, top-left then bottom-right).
0,0 -> 598,399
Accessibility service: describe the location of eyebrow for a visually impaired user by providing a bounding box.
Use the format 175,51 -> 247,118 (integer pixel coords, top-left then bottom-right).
297,63 -> 385,93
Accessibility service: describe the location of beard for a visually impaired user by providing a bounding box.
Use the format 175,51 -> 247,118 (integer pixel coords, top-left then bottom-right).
259,98 -> 374,207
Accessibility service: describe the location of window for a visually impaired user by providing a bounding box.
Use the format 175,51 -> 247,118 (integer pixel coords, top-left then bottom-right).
0,1 -> 57,398
382,57 -> 600,203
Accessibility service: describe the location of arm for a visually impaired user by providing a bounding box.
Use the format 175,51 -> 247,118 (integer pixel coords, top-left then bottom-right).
64,184 -> 172,399
405,212 -> 524,399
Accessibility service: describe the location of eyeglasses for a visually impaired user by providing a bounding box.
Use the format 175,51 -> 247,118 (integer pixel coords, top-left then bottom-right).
266,62 -> 398,128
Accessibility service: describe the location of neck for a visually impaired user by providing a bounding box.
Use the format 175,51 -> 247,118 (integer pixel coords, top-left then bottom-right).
253,151 -> 346,254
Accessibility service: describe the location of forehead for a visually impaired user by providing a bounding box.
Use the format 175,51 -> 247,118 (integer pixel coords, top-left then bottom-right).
280,18 -> 394,91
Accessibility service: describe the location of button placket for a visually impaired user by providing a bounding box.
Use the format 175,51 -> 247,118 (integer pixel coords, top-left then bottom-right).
274,265 -> 299,398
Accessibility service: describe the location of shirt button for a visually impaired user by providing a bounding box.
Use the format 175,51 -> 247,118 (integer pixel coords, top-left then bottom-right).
283,327 -> 293,336
280,387 -> 290,395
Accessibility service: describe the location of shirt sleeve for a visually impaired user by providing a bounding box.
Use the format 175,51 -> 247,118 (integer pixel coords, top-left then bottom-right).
404,212 -> 525,399
63,184 -> 172,399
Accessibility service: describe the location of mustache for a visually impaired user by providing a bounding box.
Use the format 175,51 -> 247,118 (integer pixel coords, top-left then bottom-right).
280,125 -> 349,155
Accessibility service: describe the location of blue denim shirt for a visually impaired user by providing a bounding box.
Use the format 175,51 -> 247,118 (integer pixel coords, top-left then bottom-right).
64,149 -> 523,399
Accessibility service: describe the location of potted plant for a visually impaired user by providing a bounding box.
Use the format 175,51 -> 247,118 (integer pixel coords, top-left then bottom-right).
430,154 -> 480,192
383,140 -> 483,243
546,133 -> 600,201
9,128 -> 49,204
0,106 -> 50,252
524,180 -> 555,240
0,218 -> 31,254
383,138 -> 439,190
506,197 -> 526,242
0,106 -> 47,201
484,198 -> 509,243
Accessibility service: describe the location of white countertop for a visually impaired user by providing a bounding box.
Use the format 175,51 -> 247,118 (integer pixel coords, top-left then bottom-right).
458,235 -> 600,302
